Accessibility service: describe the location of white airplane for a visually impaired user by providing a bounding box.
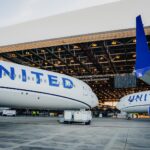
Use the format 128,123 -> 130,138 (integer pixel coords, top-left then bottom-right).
0,60 -> 98,110
116,15 -> 150,115
116,90 -> 150,115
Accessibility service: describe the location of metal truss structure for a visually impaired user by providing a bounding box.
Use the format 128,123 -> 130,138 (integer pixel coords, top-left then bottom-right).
1,35 -> 150,104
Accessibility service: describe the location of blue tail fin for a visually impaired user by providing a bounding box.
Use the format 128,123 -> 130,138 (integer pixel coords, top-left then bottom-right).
135,15 -> 150,70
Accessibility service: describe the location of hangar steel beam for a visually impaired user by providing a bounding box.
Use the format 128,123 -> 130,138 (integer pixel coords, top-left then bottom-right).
14,51 -> 43,68
103,41 -> 117,74
81,44 -> 104,74
0,53 -> 23,64
29,50 -> 55,68
30,49 -> 68,74
45,47 -> 77,74
63,45 -> 92,75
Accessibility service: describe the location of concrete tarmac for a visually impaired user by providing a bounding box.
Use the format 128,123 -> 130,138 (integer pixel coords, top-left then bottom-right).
0,117 -> 150,150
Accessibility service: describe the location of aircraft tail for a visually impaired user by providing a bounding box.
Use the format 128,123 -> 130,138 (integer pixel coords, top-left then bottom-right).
135,15 -> 150,77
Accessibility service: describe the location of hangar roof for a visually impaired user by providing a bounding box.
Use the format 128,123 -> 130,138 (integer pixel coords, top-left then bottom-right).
0,0 -> 150,52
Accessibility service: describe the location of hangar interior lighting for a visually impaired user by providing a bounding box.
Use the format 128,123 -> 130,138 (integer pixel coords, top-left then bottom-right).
133,39 -> 136,43
58,48 -> 62,51
73,45 -> 79,49
41,49 -> 45,53
111,41 -> 117,45
91,43 -> 97,47
132,54 -> 136,58
100,56 -> 104,60
70,59 -> 74,63
115,55 -> 120,59
26,51 -> 30,55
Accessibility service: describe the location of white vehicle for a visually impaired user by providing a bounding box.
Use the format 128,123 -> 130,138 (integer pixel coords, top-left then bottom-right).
116,15 -> 150,117
60,110 -> 92,125
2,110 -> 16,116
0,60 -> 98,123
74,110 -> 92,124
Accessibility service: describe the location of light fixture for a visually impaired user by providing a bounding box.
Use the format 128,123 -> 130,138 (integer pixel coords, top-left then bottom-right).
26,51 -> 30,55
73,45 -> 79,49
92,43 -> 97,47
58,48 -> 61,51
112,41 -> 117,45
41,49 -> 45,53
57,61 -> 61,64
100,57 -> 104,60
45,62 -> 48,65
70,59 -> 74,63
115,55 -> 120,59
132,54 -> 136,58
133,39 -> 136,43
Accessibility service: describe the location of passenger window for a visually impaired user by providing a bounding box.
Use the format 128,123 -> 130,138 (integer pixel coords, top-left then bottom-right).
32,77 -> 34,81
44,79 -> 47,83
28,76 -> 30,80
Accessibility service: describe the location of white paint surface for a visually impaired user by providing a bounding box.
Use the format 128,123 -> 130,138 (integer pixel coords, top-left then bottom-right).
0,0 -> 149,46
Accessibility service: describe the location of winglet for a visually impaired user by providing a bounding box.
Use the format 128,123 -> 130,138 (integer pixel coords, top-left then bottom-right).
135,15 -> 150,77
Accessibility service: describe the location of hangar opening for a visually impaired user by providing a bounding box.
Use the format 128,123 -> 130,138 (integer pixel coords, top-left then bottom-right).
0,31 -> 150,113
0,0 -> 150,116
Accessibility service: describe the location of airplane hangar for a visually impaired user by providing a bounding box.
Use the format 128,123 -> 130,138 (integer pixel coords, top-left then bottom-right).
1,1 -> 150,149
0,0 -> 150,109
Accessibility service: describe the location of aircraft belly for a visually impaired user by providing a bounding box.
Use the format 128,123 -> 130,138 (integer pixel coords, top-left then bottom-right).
123,105 -> 149,113
0,88 -> 89,109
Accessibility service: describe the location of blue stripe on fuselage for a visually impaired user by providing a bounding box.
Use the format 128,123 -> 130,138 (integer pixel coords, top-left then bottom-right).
0,86 -> 91,109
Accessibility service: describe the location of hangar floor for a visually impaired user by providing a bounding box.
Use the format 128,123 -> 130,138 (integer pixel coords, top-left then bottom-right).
0,117 -> 150,150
